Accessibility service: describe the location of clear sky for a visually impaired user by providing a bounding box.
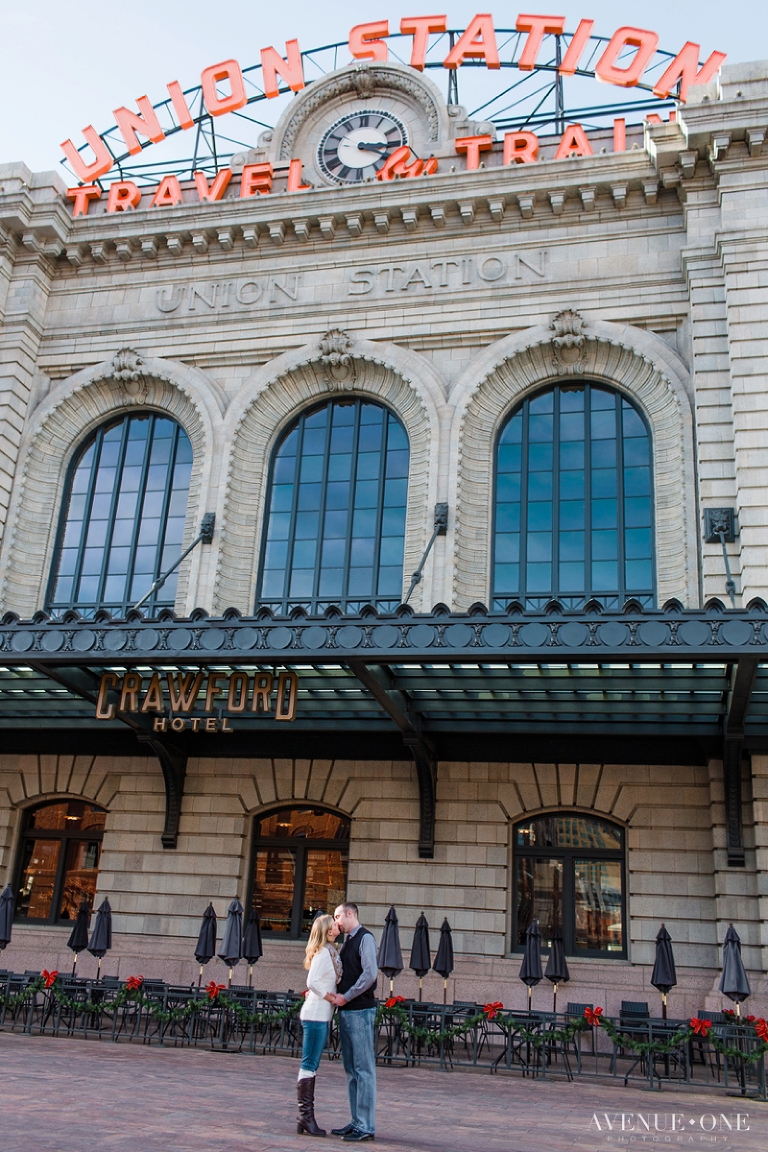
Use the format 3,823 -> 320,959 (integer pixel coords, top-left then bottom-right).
2,1 -> 765,175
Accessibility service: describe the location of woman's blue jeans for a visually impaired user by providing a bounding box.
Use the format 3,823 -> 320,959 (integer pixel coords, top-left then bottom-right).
301,1019 -> 329,1073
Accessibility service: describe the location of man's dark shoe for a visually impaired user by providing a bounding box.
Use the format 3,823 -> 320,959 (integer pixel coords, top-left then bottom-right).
342,1132 -> 374,1142
331,1125 -> 356,1137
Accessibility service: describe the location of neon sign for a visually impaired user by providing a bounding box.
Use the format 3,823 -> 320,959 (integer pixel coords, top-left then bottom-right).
61,12 -> 726,215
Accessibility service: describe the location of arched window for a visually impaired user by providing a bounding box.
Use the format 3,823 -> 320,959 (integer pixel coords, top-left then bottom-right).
250,807 -> 350,939
257,399 -> 409,614
493,383 -> 654,610
513,813 -> 625,958
47,414 -> 193,617
14,800 -> 107,924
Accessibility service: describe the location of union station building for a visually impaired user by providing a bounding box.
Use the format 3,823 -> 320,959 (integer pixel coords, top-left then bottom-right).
0,36 -> 767,1015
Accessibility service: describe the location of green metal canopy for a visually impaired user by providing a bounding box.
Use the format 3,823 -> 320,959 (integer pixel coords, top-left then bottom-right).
1,601 -> 766,861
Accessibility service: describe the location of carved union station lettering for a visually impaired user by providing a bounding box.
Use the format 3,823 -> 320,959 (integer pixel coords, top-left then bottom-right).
348,251 -> 548,295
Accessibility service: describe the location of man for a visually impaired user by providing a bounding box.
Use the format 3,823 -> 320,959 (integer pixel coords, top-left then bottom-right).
329,902 -> 378,1143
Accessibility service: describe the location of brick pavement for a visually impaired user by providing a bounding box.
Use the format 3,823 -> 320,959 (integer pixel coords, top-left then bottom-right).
0,1034 -> 764,1152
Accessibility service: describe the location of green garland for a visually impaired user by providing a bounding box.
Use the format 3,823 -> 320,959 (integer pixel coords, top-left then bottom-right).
375,1003 -> 590,1048
3,976 -> 767,1071
0,977 -> 302,1030
597,1014 -> 768,1067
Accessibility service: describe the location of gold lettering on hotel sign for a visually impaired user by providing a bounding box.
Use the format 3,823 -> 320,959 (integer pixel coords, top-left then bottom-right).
95,670 -> 298,729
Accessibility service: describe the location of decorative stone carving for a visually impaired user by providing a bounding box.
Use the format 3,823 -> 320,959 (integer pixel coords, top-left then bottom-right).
93,348 -> 169,403
550,310 -> 587,375
277,66 -> 441,160
318,330 -> 357,391
352,66 -> 376,99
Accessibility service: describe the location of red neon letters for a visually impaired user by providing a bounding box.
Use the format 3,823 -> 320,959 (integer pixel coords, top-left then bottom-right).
61,13 -> 727,197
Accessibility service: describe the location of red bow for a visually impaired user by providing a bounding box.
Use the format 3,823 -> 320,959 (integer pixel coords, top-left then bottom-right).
385,995 -> 406,1009
584,1006 -> 603,1027
126,975 -> 144,991
690,1017 -> 711,1036
206,981 -> 226,1000
483,1001 -> 504,1019
754,1018 -> 768,1041
42,969 -> 58,989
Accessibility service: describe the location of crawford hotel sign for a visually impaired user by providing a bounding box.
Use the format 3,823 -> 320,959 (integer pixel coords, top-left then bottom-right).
60,12 -> 726,210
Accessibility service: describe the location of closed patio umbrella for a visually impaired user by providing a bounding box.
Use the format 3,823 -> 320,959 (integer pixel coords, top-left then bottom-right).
432,918 -> 454,1004
651,924 -> 677,1020
194,903 -> 217,986
377,905 -> 404,995
544,928 -> 569,1012
66,899 -> 91,975
719,924 -> 751,1017
87,898 -> 112,982
519,920 -> 543,1011
0,884 -> 14,951
409,913 -> 431,998
242,906 -> 263,988
218,897 -> 244,987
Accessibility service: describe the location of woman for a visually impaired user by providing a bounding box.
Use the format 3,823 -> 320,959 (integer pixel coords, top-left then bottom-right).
297,913 -> 342,1136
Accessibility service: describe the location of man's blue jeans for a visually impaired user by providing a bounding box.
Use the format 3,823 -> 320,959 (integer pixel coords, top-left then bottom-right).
338,1007 -> 377,1135
301,1020 -> 329,1073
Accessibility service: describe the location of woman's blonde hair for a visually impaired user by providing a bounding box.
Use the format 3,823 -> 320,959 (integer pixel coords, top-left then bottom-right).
304,913 -> 336,970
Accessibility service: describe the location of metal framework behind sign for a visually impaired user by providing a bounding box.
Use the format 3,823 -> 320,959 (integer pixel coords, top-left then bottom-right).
65,27 -> 683,185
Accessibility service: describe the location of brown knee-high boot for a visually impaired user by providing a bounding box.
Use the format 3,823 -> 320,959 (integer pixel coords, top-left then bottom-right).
297,1076 -> 326,1136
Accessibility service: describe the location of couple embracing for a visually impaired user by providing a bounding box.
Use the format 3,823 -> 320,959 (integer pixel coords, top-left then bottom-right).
297,902 -> 378,1142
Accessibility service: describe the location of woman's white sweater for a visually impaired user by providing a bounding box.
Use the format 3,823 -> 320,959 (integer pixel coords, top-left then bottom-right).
300,946 -> 340,1022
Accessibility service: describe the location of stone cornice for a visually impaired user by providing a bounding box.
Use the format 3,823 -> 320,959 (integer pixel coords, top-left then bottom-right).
5,151 -> 684,269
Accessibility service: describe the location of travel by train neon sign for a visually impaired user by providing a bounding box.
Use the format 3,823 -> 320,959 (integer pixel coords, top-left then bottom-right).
61,12 -> 726,215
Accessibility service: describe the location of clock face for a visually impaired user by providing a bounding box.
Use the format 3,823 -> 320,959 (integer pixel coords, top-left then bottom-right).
317,110 -> 409,185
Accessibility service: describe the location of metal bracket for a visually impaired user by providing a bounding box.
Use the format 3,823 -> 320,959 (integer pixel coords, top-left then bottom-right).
31,660 -> 188,851
403,504 -> 448,606
348,661 -> 437,858
132,512 -> 215,611
704,508 -> 738,607
136,734 -> 188,850
722,658 -> 758,867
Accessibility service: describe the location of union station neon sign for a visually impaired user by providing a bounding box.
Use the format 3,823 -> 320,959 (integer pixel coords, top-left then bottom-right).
62,12 -> 726,216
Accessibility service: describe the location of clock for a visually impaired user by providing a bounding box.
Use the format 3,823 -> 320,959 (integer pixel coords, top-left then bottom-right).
316,109 -> 409,185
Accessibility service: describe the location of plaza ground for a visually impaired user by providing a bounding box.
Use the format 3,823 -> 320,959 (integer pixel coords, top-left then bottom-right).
0,1033 -> 764,1152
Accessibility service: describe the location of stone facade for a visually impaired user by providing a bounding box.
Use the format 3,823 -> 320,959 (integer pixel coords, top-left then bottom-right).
1,58 -> 767,1010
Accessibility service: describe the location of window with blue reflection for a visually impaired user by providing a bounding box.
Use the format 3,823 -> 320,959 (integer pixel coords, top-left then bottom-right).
493,384 -> 654,610
47,414 -> 192,617
258,399 -> 409,613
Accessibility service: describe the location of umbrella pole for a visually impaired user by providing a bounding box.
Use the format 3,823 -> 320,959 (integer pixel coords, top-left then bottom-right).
97,957 -> 102,984
198,964 -> 203,989
736,1002 -> 741,1019
419,977 -> 423,998
527,985 -> 532,1012
662,992 -> 667,1021
72,953 -> 78,977
248,964 -> 253,989
443,978 -> 447,1005
229,967 -> 233,989
389,977 -> 394,995
553,984 -> 557,1013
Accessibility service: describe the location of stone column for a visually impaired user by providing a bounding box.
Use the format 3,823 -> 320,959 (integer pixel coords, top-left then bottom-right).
0,166 -> 68,564
751,755 -> 768,998
704,757 -> 762,1011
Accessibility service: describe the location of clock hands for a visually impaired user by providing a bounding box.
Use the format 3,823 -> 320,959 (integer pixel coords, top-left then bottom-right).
352,141 -> 396,155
